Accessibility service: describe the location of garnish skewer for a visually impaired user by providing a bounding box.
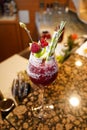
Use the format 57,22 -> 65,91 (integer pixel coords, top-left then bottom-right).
19,22 -> 33,43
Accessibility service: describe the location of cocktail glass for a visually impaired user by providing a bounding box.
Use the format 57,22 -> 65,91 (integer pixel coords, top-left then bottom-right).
27,53 -> 58,118
22,20 -> 66,118
27,21 -> 66,118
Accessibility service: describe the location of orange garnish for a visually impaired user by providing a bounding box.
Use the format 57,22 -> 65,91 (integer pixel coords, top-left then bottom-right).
71,34 -> 78,40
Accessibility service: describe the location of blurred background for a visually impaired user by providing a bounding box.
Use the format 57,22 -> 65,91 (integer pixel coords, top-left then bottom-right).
0,0 -> 87,62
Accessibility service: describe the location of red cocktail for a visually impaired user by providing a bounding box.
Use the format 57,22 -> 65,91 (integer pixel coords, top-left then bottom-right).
27,54 -> 58,86
26,21 -> 66,118
27,53 -> 58,118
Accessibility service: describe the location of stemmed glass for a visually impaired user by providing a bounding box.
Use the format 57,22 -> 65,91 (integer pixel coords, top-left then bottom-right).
19,21 -> 66,118
27,53 -> 58,118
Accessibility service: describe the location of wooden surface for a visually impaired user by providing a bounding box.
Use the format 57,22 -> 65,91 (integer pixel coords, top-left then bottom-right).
0,15 -> 23,62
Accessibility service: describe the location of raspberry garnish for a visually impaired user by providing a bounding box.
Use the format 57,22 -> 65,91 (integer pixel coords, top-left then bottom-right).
31,42 -> 41,53
40,38 -> 48,48
41,33 -> 51,39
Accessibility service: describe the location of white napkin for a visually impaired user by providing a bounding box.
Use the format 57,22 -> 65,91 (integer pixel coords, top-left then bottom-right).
55,43 -> 65,56
76,41 -> 87,57
0,54 -> 28,103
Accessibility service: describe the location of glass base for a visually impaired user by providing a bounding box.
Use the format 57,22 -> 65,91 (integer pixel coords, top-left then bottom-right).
31,87 -> 54,119
32,103 -> 54,119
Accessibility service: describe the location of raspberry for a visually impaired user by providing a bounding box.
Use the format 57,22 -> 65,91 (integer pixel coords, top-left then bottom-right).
42,33 -> 51,39
46,33 -> 51,39
31,42 -> 41,53
40,38 -> 48,48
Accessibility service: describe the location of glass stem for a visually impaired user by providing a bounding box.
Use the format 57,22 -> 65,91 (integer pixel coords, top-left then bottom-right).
38,86 -> 45,118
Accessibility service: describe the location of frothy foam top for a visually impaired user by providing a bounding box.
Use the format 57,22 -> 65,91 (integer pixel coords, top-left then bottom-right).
28,53 -> 58,80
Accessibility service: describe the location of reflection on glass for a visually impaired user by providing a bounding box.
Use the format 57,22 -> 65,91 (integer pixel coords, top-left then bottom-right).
69,95 -> 80,107
75,60 -> 83,67
46,105 -> 54,109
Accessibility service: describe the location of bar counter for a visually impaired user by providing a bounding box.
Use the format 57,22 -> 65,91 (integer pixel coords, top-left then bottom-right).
1,52 -> 87,130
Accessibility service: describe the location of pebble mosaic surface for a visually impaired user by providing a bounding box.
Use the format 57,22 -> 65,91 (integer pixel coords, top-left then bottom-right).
1,54 -> 87,130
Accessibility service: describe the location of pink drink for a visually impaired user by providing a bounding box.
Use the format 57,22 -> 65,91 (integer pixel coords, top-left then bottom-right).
27,54 -> 58,86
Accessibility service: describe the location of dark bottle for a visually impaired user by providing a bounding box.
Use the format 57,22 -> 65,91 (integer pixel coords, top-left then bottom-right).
10,0 -> 17,14
55,24 -> 65,43
3,0 -> 11,16
12,75 -> 31,104
0,0 -> 4,15
39,0 -> 44,12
